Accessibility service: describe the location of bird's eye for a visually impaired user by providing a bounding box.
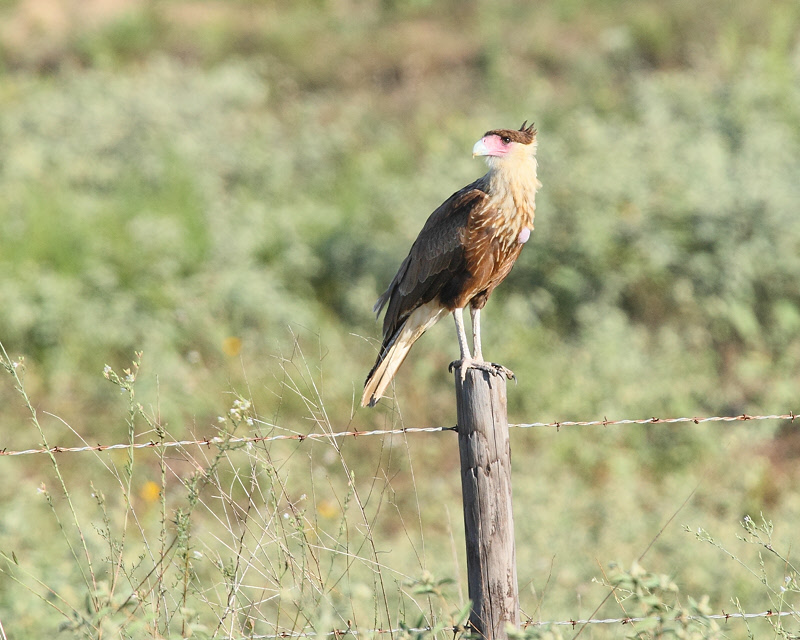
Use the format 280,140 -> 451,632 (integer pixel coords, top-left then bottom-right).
501,136 -> 511,144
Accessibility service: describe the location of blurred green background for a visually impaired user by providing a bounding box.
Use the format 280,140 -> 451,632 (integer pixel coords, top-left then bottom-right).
1,0 -> 800,636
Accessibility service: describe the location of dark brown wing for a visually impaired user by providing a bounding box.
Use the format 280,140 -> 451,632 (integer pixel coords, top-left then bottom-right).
375,181 -> 491,345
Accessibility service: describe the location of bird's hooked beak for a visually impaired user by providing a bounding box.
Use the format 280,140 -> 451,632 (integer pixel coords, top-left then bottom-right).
472,137 -> 491,158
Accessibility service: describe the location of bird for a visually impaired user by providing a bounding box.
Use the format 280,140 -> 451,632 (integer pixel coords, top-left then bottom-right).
361,121 -> 541,408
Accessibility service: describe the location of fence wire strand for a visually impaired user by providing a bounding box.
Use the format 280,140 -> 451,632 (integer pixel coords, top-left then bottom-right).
0,412 -> 795,457
236,609 -> 795,638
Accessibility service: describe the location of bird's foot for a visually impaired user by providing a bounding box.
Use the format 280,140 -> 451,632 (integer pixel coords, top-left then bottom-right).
448,359 -> 516,382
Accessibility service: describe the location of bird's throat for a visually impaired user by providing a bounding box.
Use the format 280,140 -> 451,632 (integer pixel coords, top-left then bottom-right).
486,154 -> 540,231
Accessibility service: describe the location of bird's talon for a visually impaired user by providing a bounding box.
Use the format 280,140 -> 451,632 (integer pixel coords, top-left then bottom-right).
449,360 -> 470,382
489,362 -> 516,381
450,359 -> 515,382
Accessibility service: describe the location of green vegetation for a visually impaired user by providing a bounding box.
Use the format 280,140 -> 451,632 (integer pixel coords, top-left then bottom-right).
1,0 -> 800,637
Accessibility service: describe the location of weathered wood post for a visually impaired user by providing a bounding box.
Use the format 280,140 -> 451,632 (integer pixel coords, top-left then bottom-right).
455,367 -> 519,639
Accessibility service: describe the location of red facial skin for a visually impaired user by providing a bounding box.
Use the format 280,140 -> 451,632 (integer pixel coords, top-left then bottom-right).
473,133 -> 513,157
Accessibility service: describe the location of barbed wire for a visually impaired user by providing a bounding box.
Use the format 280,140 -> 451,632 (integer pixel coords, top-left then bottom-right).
234,609 -> 796,639
0,425 -> 456,457
0,412 -> 795,458
513,411 -> 796,430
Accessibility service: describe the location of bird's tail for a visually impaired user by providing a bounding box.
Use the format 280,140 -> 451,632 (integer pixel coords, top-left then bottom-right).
361,302 -> 447,407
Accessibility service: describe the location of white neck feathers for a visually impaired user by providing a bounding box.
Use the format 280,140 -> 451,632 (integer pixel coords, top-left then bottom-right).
486,148 -> 541,229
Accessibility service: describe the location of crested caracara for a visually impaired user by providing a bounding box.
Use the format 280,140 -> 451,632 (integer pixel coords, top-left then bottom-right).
362,122 -> 540,407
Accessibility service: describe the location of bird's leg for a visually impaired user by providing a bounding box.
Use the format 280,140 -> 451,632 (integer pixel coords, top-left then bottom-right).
454,307 -> 472,360
470,306 -> 483,362
449,307 -> 515,381
449,308 -> 473,382
474,306 -> 515,380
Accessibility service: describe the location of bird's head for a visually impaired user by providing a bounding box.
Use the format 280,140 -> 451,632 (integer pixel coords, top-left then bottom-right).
472,121 -> 537,166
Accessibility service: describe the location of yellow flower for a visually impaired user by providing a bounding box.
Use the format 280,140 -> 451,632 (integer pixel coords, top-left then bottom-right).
139,481 -> 161,504
222,336 -> 243,357
316,499 -> 338,519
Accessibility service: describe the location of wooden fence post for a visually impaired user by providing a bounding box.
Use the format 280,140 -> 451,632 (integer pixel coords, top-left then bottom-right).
455,367 -> 519,639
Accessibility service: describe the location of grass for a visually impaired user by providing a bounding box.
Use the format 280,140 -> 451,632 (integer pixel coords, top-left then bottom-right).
0,344 -> 476,637
1,0 -> 800,637
3,343 -> 800,638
